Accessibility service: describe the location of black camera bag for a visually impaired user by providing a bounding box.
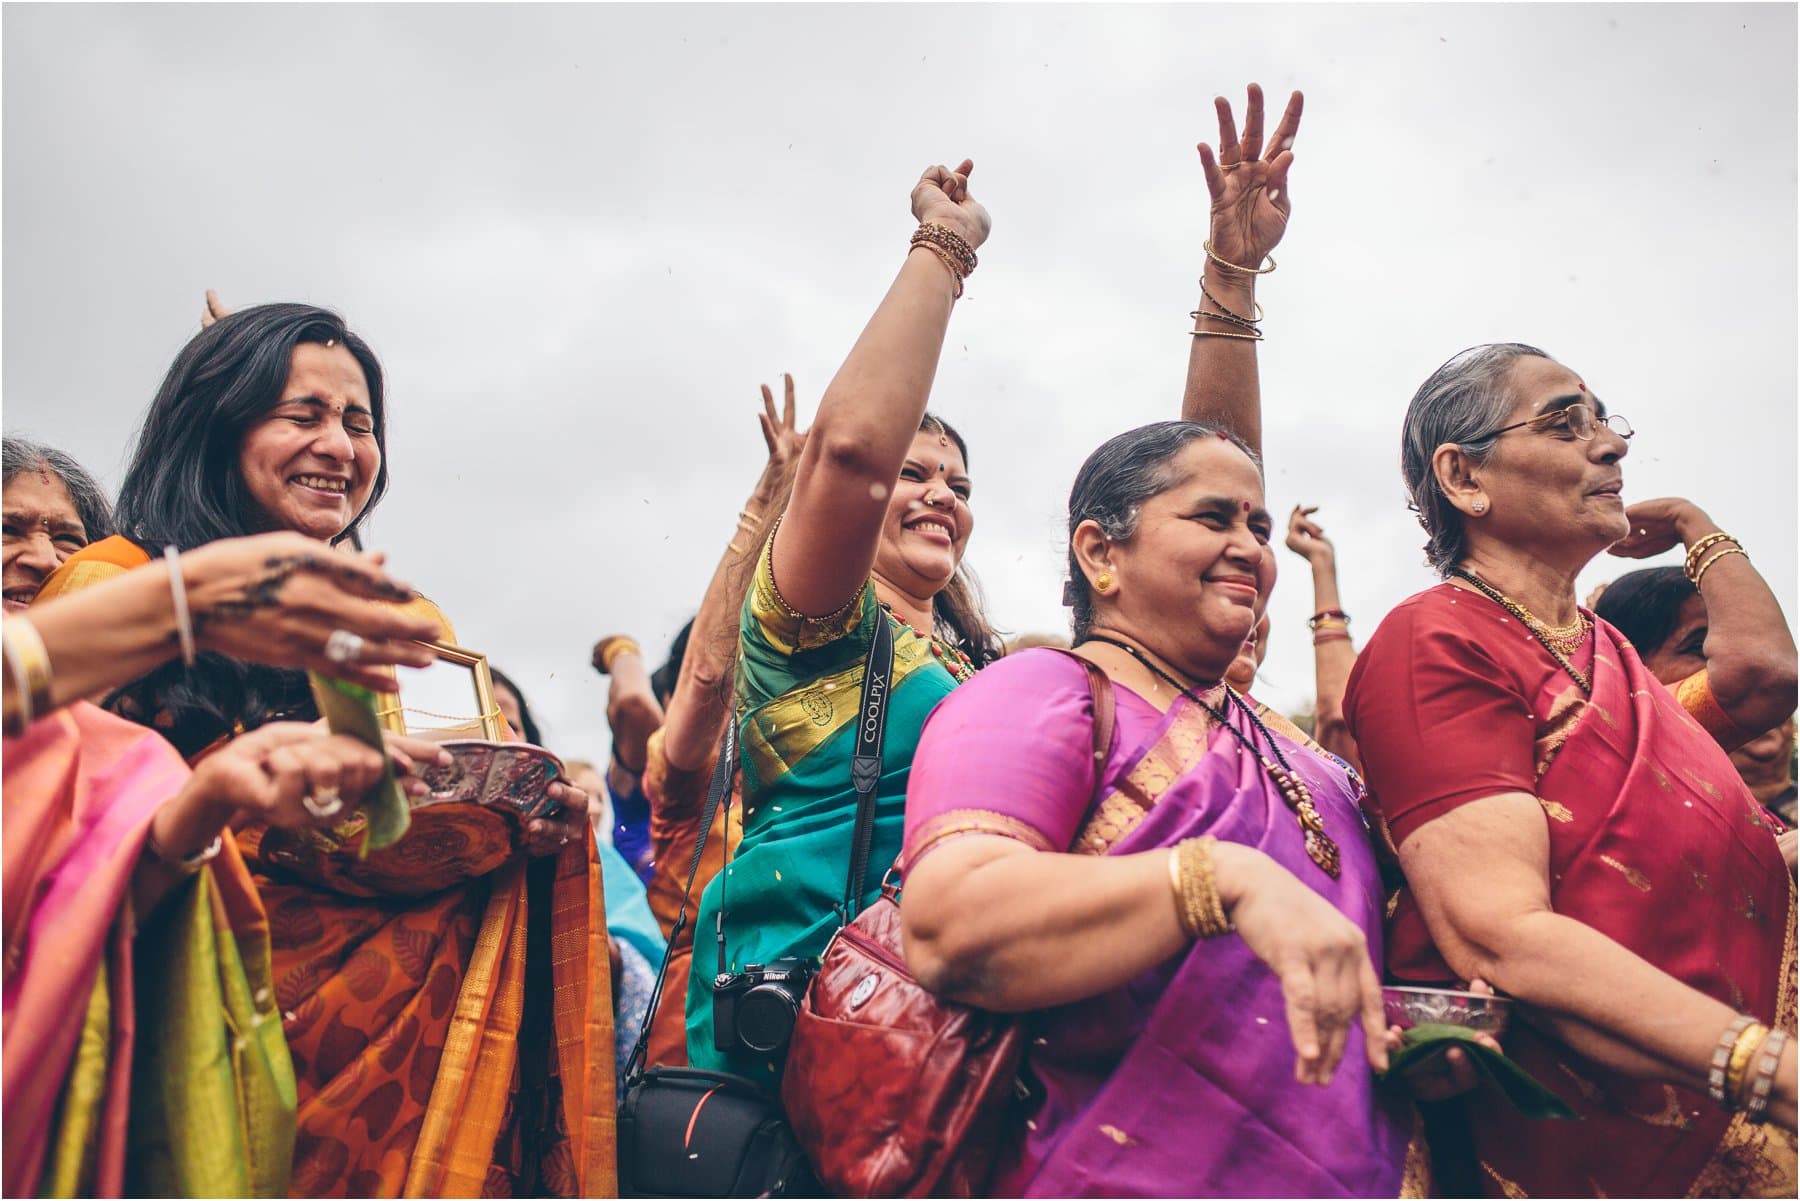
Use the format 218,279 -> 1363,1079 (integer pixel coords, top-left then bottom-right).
616,720 -> 817,1198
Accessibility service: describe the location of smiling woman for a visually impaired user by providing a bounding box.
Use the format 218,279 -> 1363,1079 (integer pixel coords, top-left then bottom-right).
1,437 -> 114,613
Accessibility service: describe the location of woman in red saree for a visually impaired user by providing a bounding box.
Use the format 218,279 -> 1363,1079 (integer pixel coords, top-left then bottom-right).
37,301 -> 614,1196
1345,344 -> 1796,1197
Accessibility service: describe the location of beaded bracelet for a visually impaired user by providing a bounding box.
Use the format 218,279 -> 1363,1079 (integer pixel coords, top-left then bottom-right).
1708,1014 -> 1757,1104
1683,532 -> 1738,579
1308,610 -> 1350,631
1190,306 -> 1261,333
1197,277 -> 1264,327
910,223 -> 978,275
1204,239 -> 1276,276
1692,546 -> 1748,590
1744,1028 -> 1790,1122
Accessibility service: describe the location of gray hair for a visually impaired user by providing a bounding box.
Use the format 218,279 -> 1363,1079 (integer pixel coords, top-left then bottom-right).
1401,343 -> 1548,575
2,436 -> 116,543
1064,419 -> 1260,641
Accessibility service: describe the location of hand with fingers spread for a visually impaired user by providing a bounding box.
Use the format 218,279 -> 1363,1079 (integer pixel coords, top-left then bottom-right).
911,158 -> 991,253
1220,847 -> 1389,1083
758,372 -> 808,481
1197,83 -> 1303,272
182,531 -> 441,691
1284,504 -> 1336,567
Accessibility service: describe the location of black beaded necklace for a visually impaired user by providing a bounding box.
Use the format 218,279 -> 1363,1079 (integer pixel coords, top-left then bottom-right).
1083,632 -> 1342,878
1450,569 -> 1592,695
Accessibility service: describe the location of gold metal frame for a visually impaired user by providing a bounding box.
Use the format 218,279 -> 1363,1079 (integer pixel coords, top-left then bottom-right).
379,640 -> 503,741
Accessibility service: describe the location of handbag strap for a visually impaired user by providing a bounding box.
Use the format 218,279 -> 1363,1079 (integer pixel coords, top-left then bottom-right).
841,611 -> 895,924
624,719 -> 738,1084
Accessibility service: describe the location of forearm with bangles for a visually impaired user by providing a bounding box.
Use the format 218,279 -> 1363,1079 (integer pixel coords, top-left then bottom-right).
1181,256 -> 1267,453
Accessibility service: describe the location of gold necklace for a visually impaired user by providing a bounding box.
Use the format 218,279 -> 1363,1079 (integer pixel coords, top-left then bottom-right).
1452,570 -> 1592,694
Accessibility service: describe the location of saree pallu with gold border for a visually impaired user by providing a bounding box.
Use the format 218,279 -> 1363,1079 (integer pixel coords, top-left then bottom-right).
1382,621 -> 1796,1198
3,702 -> 295,1197
903,649 -> 1415,1199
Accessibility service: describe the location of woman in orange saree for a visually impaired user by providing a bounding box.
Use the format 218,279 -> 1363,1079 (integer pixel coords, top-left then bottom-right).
37,300 -> 615,1196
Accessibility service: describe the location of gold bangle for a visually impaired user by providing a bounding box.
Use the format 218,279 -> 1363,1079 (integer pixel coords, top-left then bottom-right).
909,241 -> 965,299
1169,846 -> 1200,938
1727,1020 -> 1768,1105
595,636 -> 642,674
1204,239 -> 1276,276
1691,545 -> 1748,590
1189,328 -> 1265,341
1175,836 -> 1232,938
1709,1014 -> 1757,1103
2,616 -> 54,737
1684,532 -> 1737,579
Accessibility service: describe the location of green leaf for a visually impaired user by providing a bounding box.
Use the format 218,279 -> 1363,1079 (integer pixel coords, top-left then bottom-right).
307,673 -> 410,856
1379,1023 -> 1576,1120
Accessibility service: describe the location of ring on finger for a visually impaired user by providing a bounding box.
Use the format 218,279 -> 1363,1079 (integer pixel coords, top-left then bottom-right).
303,787 -> 345,820
324,629 -> 366,665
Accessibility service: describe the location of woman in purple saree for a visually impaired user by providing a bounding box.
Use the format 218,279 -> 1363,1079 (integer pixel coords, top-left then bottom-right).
901,421 -> 1417,1199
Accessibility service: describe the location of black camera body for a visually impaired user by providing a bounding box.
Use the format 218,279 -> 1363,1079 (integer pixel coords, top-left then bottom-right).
712,958 -> 816,1055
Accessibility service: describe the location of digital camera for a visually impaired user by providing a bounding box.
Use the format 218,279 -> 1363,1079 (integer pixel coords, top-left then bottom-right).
712,958 -> 816,1055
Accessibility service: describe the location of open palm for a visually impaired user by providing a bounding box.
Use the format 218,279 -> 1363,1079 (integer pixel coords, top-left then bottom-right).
1197,84 -> 1304,269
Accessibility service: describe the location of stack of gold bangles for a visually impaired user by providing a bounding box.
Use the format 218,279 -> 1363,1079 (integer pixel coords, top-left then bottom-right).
909,223 -> 977,298
1190,241 -> 1272,342
1685,532 -> 1747,589
1170,835 -> 1233,939
594,635 -> 642,675
1707,1014 -> 1791,1122
1309,609 -> 1351,646
2,616 -> 54,739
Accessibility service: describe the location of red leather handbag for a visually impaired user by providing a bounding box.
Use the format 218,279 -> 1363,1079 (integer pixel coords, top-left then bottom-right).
781,651 -> 1115,1198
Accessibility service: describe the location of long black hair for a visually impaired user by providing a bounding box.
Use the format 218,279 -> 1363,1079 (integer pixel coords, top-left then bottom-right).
490,667 -> 544,747
105,303 -> 391,756
113,303 -> 388,550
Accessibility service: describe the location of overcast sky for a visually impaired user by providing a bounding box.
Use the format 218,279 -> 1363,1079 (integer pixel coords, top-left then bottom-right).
5,3 -> 1794,769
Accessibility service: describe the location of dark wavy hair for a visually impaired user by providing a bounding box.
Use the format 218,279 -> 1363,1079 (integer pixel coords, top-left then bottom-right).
1593,567 -> 1697,657
918,412 -> 1004,668
490,667 -> 544,747
104,303 -> 391,756
1065,420 -> 1261,642
113,303 -> 388,550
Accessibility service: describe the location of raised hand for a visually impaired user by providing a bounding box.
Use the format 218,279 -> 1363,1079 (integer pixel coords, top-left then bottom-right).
758,373 -> 808,478
183,531 -> 440,690
911,158 -> 991,252
1608,497 -> 1707,560
1284,505 -> 1336,565
200,288 -> 231,329
1197,84 -> 1303,270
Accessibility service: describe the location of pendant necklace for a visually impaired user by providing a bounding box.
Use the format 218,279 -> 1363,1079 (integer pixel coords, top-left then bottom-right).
1083,633 -> 1342,878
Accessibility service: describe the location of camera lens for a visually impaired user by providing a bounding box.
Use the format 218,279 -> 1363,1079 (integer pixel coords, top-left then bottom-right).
737,983 -> 801,1053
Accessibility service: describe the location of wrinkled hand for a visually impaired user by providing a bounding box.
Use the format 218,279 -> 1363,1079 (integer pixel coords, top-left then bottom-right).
911,158 -> 991,253
187,722 -> 388,830
522,779 -> 594,857
1609,498 -> 1706,560
1284,505 -> 1335,565
1227,852 -> 1388,1084
200,288 -> 231,329
758,373 -> 808,478
1385,979 -> 1506,1101
1197,84 -> 1303,270
183,532 -> 439,691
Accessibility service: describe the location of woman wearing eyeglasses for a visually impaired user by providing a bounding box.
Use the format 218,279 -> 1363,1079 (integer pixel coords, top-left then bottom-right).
1343,344 -> 1797,1197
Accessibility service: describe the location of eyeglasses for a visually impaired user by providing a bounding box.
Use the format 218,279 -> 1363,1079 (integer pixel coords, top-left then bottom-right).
1482,403 -> 1633,443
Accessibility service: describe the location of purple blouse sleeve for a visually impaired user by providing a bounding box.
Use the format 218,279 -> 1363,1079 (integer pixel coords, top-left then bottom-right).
902,648 -> 1101,872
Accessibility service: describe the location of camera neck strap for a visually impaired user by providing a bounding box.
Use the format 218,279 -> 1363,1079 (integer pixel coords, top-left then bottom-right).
624,718 -> 738,1084
840,609 -> 895,926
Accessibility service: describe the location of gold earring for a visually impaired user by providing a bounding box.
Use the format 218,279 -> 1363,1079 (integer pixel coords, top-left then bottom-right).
1095,571 -> 1114,593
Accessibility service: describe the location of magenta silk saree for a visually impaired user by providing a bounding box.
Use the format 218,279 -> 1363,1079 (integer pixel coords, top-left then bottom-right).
903,649 -> 1416,1199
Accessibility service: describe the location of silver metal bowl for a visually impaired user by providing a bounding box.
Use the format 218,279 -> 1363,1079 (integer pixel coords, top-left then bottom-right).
1382,986 -> 1511,1037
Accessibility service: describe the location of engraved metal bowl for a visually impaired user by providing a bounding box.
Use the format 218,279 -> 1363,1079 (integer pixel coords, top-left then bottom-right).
1382,986 -> 1512,1037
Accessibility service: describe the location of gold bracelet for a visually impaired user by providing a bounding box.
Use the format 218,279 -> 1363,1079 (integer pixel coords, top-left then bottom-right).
1189,328 -> 1265,342
1727,1020 -> 1769,1105
909,241 -> 965,298
1169,846 -> 1200,938
1684,532 -> 1738,579
1204,239 -> 1276,276
2,616 -> 54,738
911,222 -> 978,274
1692,545 -> 1748,590
1174,836 -> 1232,938
595,636 -> 642,674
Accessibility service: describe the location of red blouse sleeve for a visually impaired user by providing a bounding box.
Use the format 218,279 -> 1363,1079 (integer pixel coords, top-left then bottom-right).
1343,590 -> 1541,845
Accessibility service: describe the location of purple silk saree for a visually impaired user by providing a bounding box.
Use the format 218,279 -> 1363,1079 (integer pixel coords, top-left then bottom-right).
904,649 -> 1415,1198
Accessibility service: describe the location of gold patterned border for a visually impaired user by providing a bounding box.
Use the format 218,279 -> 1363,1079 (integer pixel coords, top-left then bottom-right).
904,808 -> 1056,871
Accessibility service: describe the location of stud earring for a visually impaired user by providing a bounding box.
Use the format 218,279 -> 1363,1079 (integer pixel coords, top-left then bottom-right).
1094,571 -> 1115,594
1471,500 -> 1487,514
